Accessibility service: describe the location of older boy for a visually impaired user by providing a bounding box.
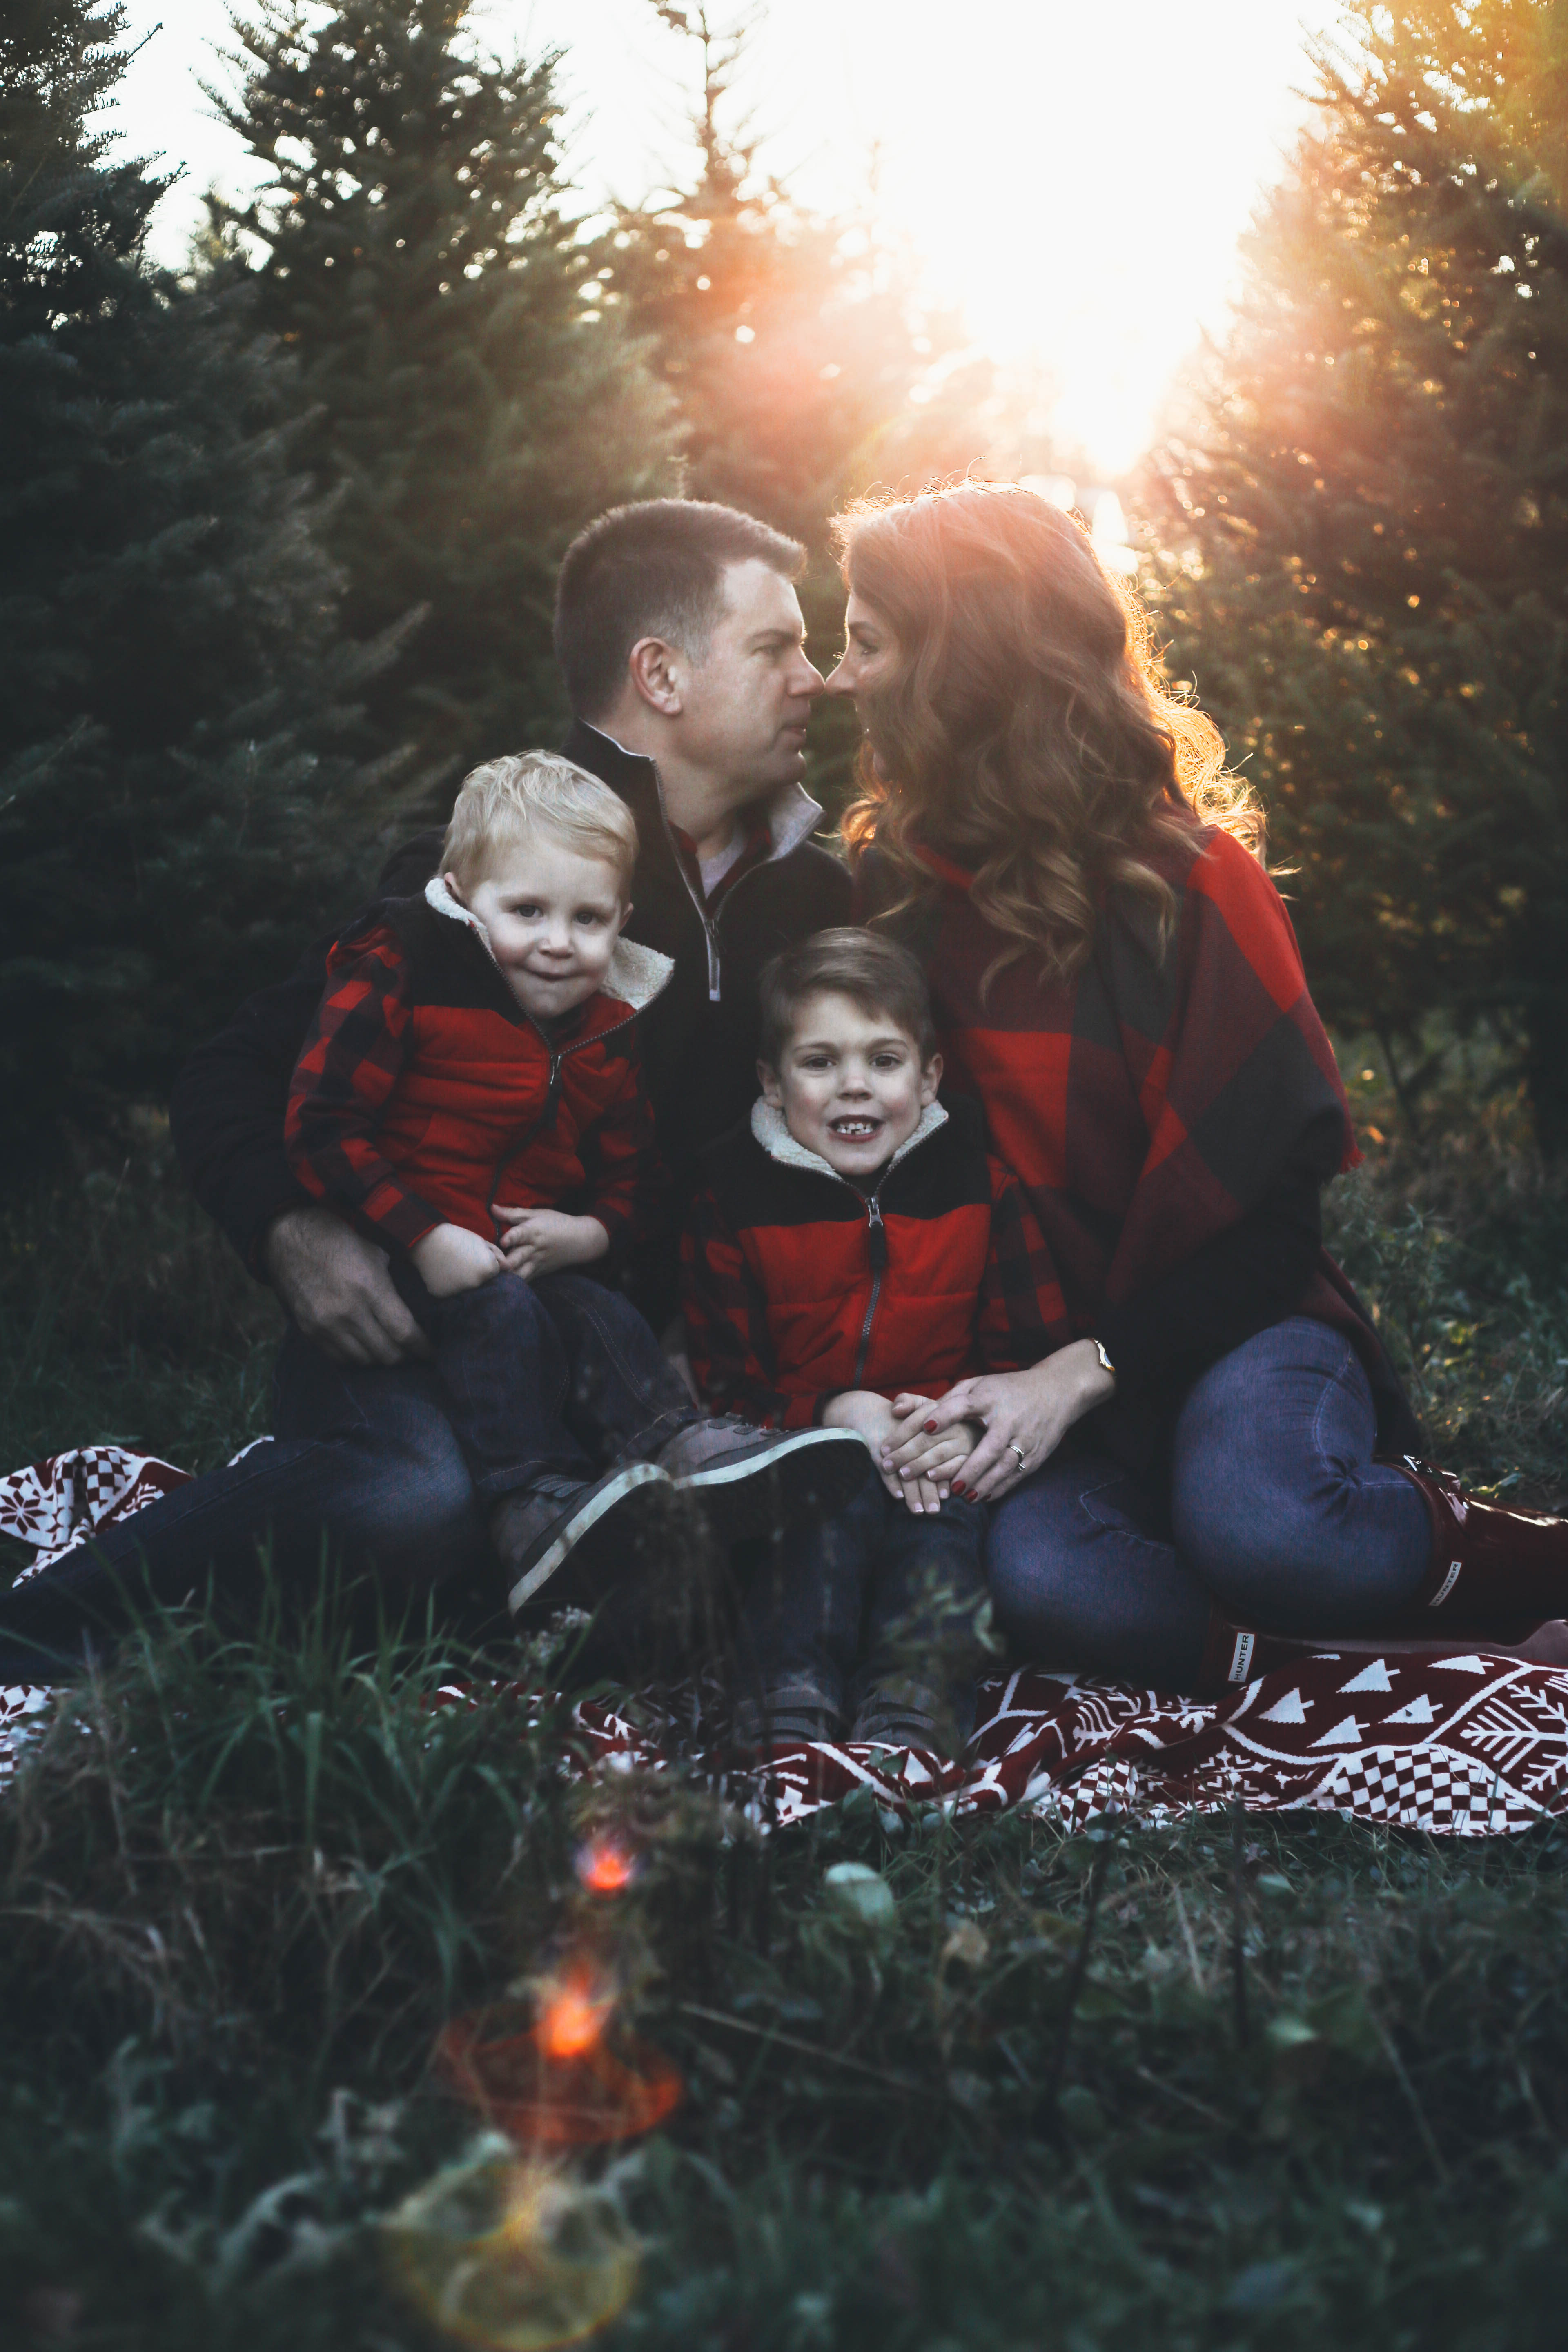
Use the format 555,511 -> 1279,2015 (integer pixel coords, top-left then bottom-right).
682,932 -> 1053,1752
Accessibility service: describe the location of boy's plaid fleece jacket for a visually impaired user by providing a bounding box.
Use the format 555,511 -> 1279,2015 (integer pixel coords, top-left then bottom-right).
681,1091 -> 1057,1427
285,878 -> 673,1256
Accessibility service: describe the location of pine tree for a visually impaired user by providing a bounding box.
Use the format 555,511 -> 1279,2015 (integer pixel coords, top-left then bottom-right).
0,0 -> 392,1157
1146,0 -> 1568,1149
208,0 -> 679,780
598,4 -> 993,811
600,6 -> 983,547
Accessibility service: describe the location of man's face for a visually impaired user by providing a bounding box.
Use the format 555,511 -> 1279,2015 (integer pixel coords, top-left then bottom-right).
453,832 -> 629,1025
760,991 -> 940,1180
672,559 -> 824,797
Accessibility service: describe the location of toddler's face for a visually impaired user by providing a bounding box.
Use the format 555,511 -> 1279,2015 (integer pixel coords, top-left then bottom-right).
761,991 -> 940,1180
452,834 -> 628,1022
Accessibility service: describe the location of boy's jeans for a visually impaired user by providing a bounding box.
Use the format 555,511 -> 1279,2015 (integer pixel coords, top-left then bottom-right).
388,1263 -> 699,1501
0,1274 -> 695,1678
737,1476 -> 989,1725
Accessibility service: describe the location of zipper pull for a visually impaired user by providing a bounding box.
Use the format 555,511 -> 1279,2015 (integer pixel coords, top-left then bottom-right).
705,922 -> 721,1002
866,1198 -> 888,1272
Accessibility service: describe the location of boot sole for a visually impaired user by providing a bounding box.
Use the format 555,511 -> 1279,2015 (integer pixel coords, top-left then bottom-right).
673,1428 -> 872,1541
506,1462 -> 670,1617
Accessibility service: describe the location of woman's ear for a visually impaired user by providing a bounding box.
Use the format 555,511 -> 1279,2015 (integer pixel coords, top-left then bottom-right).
758,1061 -> 784,1107
919,1051 -> 943,1107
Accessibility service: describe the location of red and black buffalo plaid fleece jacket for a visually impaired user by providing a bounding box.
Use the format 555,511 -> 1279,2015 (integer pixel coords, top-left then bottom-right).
681,1090 -> 1056,1428
855,823 -> 1418,1459
285,878 -> 673,1257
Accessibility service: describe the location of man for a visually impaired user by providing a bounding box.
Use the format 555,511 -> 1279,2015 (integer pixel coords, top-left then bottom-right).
0,501 -> 850,1675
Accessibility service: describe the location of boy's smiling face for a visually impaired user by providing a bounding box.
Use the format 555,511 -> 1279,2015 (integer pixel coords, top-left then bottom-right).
760,990 -> 941,1180
450,830 -> 629,1023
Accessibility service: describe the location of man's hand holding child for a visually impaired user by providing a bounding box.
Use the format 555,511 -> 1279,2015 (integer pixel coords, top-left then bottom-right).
497,1207 -> 609,1281
411,1221 -> 507,1297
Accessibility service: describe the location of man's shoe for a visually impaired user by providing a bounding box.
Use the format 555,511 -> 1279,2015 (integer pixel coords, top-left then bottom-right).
733,1676 -> 843,1748
655,1418 -> 870,1541
850,1676 -> 951,1757
493,1464 -> 673,1620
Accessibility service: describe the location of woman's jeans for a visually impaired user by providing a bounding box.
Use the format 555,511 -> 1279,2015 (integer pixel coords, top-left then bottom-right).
987,1318 -> 1432,1689
0,1274 -> 691,1678
739,1476 -> 989,1721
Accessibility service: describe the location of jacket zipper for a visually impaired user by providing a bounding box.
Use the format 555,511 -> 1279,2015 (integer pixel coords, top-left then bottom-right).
486,1000 -> 640,1228
649,758 -> 773,1005
850,1187 -> 889,1385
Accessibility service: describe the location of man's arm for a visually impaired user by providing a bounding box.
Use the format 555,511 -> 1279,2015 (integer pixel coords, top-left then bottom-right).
170,948 -> 328,1274
169,828 -> 444,1273
170,830 -> 445,1363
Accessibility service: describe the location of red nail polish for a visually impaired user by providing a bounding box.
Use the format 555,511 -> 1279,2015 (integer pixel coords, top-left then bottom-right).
951,1481 -> 965,1497
924,1420 -> 938,1433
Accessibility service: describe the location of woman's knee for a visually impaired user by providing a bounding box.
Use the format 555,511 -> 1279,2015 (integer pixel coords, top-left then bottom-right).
987,1466 -> 1161,1642
1172,1322 -> 1426,1619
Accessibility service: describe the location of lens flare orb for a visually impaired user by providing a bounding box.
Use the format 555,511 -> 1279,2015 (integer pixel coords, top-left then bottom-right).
436,1980 -> 683,2147
384,2145 -> 639,2350
574,1834 -> 640,1895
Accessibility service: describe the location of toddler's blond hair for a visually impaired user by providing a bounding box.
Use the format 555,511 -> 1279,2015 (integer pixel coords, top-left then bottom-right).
441,752 -> 638,894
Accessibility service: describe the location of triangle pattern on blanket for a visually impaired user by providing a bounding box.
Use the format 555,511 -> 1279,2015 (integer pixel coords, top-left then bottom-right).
1339,1659 -> 1395,1693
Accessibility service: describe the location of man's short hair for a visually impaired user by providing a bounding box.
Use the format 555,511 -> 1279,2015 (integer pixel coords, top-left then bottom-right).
757,929 -> 938,1069
554,499 -> 805,719
441,751 -> 638,894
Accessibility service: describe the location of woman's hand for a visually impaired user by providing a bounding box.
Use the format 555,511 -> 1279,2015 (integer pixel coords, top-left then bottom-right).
497,1208 -> 609,1281
880,1396 -> 984,1493
411,1221 -> 506,1298
881,1341 -> 1116,1503
822,1390 -> 947,1514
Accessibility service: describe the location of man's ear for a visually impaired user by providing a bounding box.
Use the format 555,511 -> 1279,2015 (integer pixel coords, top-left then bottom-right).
758,1060 -> 784,1107
443,870 -> 468,906
627,636 -> 685,717
919,1051 -> 943,1107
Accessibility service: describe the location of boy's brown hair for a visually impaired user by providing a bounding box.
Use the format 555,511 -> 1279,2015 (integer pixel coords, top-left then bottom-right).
757,928 -> 938,1069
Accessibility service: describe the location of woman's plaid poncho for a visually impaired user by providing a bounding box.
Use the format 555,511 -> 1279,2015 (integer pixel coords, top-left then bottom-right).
857,822 -> 1417,1463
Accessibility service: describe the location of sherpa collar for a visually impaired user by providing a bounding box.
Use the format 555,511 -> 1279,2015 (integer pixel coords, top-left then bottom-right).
748,1096 -> 949,1185
423,875 -> 673,1013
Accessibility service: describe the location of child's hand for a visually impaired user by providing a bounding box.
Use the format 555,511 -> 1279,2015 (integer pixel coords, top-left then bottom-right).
822,1391 -> 948,1515
411,1221 -> 506,1297
496,1207 -> 609,1281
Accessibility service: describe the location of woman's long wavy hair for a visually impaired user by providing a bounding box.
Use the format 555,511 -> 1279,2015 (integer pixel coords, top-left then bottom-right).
834,482 -> 1261,985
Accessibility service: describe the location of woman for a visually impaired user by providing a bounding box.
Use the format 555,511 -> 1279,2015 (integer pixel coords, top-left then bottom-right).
824,481 -> 1567,1692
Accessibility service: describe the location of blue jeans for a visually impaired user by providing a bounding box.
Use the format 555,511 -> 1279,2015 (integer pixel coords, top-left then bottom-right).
738,1475 -> 989,1718
389,1262 -> 697,1500
0,1274 -> 692,1679
986,1318 -> 1432,1688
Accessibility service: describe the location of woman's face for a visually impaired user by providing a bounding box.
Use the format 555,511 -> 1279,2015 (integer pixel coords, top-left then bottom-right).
824,590 -> 898,706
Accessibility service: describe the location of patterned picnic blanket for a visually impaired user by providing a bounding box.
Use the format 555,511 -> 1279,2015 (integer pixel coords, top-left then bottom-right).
5,1447 -> 1568,1838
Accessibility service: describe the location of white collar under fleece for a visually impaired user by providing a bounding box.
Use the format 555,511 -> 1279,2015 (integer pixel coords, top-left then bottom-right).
423,874 -> 674,1013
748,1095 -> 949,1185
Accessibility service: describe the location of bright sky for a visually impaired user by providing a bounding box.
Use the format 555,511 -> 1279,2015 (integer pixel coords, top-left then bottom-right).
116,0 -> 1345,475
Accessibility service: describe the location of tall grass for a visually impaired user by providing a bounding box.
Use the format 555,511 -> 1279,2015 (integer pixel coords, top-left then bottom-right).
3,1098 -> 1568,2346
